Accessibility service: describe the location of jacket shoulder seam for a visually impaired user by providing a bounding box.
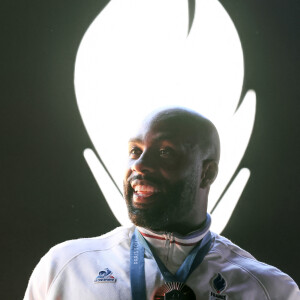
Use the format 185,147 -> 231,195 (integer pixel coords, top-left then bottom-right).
210,248 -> 270,300
47,229 -> 131,295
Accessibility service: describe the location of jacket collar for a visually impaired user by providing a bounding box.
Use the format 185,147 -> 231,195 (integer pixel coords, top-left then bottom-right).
137,213 -> 211,245
136,214 -> 211,274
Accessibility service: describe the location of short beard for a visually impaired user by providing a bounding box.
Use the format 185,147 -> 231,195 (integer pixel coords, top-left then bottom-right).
123,170 -> 198,232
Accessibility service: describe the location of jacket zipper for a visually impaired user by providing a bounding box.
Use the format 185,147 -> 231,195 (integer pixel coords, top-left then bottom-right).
165,232 -> 173,267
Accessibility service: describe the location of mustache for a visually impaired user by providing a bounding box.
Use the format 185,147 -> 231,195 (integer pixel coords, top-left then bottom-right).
126,173 -> 162,187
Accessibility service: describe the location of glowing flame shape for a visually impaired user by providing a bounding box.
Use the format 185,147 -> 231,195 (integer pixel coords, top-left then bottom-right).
74,0 -> 256,233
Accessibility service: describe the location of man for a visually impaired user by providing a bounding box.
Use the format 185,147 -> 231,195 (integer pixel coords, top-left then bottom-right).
24,108 -> 299,299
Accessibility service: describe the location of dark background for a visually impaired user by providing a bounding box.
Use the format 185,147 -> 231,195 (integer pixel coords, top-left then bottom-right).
1,0 -> 299,299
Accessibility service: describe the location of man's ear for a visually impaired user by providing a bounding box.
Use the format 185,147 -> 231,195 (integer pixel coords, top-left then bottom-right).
200,160 -> 218,188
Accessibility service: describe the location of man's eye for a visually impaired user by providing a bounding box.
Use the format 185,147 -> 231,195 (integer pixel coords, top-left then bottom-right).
129,147 -> 142,158
159,148 -> 174,158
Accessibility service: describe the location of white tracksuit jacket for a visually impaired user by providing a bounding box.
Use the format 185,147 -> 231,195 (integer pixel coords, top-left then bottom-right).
24,224 -> 300,300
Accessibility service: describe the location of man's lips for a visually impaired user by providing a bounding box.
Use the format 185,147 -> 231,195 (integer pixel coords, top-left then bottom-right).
130,179 -> 161,205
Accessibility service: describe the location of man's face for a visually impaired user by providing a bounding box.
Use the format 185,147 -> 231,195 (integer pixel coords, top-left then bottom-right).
123,117 -> 204,232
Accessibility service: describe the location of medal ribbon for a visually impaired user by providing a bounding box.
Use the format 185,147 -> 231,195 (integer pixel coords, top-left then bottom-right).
130,229 -> 147,300
130,222 -> 212,299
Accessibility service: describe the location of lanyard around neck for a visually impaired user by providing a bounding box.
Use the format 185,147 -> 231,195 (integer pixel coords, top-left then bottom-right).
130,228 -> 212,300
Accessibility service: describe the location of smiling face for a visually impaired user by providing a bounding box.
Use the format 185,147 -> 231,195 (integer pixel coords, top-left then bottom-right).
123,108 -> 219,233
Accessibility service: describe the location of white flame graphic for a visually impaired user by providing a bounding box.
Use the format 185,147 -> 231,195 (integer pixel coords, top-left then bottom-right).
74,0 -> 256,233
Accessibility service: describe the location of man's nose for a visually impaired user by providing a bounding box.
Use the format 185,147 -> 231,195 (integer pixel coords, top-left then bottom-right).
131,151 -> 155,174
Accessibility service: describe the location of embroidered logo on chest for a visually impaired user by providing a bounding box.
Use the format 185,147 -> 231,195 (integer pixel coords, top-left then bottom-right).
209,273 -> 227,300
94,268 -> 117,283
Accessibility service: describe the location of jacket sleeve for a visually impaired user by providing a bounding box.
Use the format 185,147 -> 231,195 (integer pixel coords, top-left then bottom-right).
256,263 -> 300,300
23,249 -> 60,300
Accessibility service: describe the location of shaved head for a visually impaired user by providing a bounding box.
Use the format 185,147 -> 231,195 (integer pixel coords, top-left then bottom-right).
141,107 -> 220,162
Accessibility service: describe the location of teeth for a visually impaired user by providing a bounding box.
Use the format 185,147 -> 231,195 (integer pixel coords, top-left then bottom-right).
130,180 -> 160,194
134,185 -> 159,193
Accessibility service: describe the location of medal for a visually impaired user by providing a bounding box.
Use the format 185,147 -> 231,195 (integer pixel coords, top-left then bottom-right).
154,282 -> 196,300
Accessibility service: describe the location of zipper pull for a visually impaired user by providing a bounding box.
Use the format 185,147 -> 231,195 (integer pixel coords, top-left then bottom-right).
164,232 -> 170,247
164,232 -> 173,265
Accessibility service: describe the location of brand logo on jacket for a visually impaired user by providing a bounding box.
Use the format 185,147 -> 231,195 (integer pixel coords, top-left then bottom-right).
209,273 -> 227,300
94,268 -> 116,283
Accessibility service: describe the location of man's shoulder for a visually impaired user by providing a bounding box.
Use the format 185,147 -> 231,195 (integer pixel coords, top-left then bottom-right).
49,225 -> 134,256
41,225 -> 134,270
211,232 -> 255,260
24,226 -> 135,299
210,232 -> 300,298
